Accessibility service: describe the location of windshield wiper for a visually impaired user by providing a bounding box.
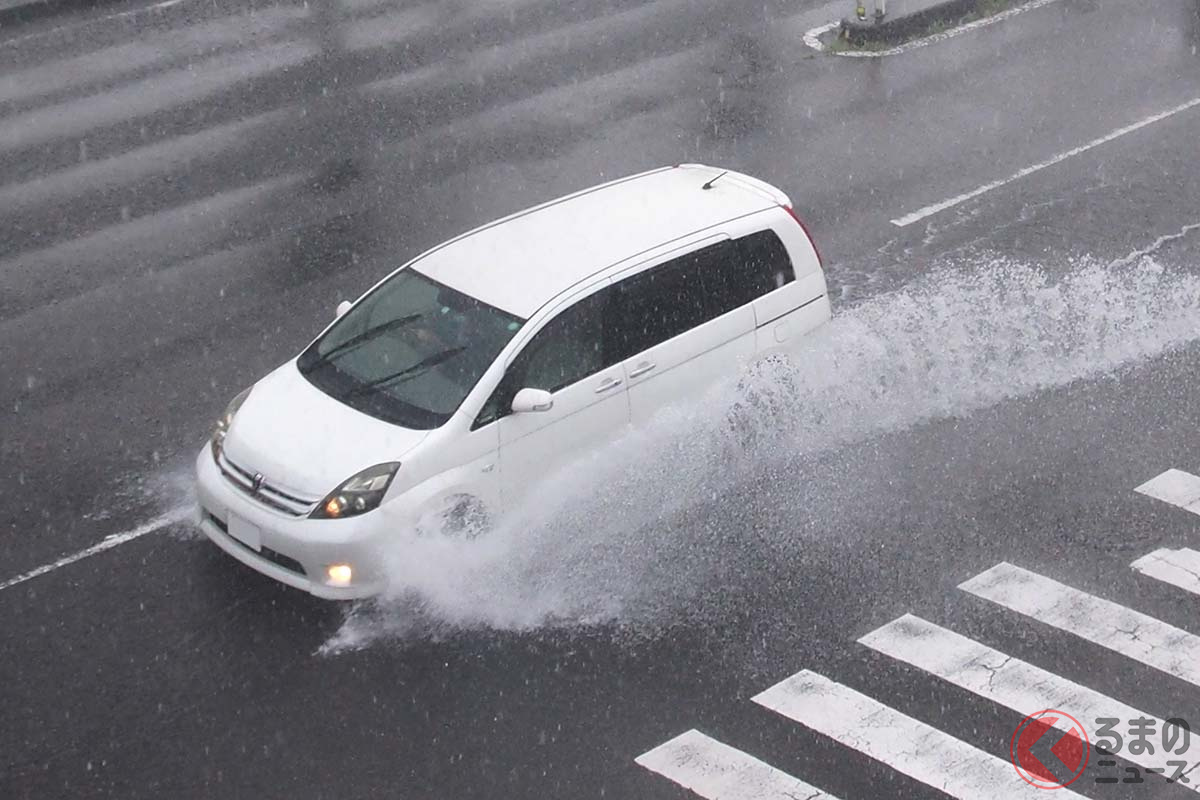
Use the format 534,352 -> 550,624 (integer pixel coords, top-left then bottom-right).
305,313 -> 423,368
343,346 -> 467,399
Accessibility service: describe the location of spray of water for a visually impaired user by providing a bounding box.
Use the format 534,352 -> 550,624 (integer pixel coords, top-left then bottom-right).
322,256 -> 1200,652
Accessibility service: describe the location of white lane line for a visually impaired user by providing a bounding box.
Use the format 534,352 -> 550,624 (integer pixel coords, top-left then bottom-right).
1136,469 -> 1200,517
0,507 -> 189,593
1133,548 -> 1200,597
891,97 -> 1200,227
961,563 -> 1200,687
752,669 -> 1086,799
861,614 -> 1197,786
636,729 -> 841,800
803,0 -> 1067,58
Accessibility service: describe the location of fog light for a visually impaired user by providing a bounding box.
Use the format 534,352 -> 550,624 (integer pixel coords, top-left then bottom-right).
327,564 -> 353,586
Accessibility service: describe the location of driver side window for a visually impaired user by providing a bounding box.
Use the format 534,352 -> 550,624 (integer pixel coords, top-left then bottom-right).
473,288 -> 614,427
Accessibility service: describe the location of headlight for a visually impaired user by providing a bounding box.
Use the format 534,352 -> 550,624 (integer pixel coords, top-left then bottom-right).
210,387 -> 252,461
310,462 -> 400,519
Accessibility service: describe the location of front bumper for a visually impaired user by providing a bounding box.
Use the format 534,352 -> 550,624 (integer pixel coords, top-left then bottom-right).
194,448 -> 387,599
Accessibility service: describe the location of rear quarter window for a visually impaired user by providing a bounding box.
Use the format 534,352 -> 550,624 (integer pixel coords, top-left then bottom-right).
702,229 -> 795,317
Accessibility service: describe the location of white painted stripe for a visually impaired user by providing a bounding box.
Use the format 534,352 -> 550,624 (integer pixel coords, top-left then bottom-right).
752,669 -> 1086,799
0,0 -> 192,50
802,21 -> 836,52
0,508 -> 190,592
803,0 -> 1067,58
861,614 -> 1197,786
1133,548 -> 1200,597
961,563 -> 1200,687
0,40 -> 315,153
636,729 -> 840,800
0,7 -> 303,107
891,97 -> 1200,227
0,109 -> 292,215
1135,469 -> 1200,516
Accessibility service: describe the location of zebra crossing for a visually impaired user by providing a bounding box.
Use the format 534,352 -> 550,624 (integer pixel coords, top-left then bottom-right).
0,0 -> 771,411
637,468 -> 1200,798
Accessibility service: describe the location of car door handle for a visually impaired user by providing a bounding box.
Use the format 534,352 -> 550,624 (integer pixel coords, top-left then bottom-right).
594,377 -> 623,393
627,361 -> 656,378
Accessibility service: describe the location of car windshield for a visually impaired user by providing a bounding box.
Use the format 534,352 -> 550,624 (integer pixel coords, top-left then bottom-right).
297,269 -> 524,429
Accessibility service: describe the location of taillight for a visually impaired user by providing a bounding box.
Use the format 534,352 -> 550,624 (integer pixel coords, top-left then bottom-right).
784,205 -> 823,269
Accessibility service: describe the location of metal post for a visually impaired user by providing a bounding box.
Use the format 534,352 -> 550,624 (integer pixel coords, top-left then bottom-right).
875,0 -> 886,20
856,0 -> 867,21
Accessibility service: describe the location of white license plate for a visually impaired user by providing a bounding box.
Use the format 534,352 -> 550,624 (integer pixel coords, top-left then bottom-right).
226,513 -> 262,552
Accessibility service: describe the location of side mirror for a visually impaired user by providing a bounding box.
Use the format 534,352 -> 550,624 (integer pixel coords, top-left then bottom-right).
511,387 -> 553,414
335,300 -> 353,319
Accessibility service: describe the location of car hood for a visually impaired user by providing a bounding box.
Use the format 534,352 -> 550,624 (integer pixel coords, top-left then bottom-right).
221,362 -> 431,498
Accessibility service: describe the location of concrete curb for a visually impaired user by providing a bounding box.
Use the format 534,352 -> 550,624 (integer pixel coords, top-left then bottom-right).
841,0 -> 997,46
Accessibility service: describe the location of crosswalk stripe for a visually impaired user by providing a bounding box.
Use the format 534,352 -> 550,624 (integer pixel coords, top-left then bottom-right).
1136,469 -> 1200,516
0,7 -> 304,107
0,40 -> 315,153
1132,548 -> 1200,597
860,614 -> 1196,786
0,109 -> 292,216
752,670 -> 1086,799
960,562 -> 1200,687
635,729 -> 840,800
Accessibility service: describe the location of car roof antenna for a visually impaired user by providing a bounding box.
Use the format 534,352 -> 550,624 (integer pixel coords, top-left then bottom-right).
701,170 -> 728,190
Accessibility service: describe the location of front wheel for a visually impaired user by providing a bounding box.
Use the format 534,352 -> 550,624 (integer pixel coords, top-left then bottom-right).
415,493 -> 492,539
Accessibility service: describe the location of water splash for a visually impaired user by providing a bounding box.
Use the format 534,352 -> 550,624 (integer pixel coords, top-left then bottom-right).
322,256 -> 1200,653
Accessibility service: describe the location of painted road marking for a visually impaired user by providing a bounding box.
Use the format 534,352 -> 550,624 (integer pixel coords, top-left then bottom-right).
1133,548 -> 1200,597
961,563 -> 1200,688
0,508 -> 189,593
1136,469 -> 1200,517
636,729 -> 840,800
861,613 -> 1196,787
0,40 -> 315,153
753,669 -> 1086,799
0,0 -> 192,49
891,97 -> 1200,227
803,0 -> 1067,58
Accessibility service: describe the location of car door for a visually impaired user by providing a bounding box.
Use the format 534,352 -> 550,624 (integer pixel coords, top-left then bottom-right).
480,283 -> 629,509
613,238 -> 757,425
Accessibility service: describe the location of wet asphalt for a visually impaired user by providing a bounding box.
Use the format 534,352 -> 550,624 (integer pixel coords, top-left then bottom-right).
3,0 -> 1200,797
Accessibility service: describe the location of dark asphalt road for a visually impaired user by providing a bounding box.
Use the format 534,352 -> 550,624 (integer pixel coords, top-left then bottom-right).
3,0 -> 1200,797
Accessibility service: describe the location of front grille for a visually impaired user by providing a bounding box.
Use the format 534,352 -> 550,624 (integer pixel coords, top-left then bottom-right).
216,452 -> 319,517
207,512 -> 307,576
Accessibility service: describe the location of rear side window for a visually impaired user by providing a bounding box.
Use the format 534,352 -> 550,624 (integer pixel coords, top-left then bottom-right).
704,230 -> 795,317
474,288 -> 619,427
611,229 -> 795,360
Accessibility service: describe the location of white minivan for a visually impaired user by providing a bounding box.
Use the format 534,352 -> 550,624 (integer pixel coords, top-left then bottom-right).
194,164 -> 830,598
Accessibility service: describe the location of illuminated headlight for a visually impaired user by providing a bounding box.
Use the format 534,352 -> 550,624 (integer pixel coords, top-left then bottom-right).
326,564 -> 353,586
210,387 -> 252,461
310,462 -> 400,520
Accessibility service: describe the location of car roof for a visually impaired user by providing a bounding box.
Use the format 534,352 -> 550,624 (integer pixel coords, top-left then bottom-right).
411,165 -> 784,318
